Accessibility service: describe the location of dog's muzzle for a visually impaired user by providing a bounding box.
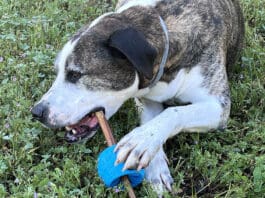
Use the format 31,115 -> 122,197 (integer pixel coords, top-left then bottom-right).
31,103 -> 104,143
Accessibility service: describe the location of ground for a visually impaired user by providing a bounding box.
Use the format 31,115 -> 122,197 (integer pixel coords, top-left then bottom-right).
0,0 -> 264,197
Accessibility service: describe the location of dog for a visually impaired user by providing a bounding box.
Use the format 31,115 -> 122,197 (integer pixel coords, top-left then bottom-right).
31,0 -> 244,194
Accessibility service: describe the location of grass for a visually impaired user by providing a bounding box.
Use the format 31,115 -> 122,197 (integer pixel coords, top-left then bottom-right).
0,0 -> 264,197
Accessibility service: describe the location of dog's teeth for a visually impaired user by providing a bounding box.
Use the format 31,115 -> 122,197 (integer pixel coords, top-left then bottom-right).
65,126 -> 71,131
72,129 -> 77,134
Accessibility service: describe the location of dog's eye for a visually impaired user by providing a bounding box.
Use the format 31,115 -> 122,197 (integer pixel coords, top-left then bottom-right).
66,71 -> 82,83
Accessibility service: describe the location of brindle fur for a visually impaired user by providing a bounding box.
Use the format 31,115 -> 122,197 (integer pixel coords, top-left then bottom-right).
68,0 -> 243,127
69,0 -> 244,89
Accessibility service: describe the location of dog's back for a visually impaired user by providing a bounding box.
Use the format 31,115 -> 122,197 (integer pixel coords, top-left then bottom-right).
117,0 -> 244,69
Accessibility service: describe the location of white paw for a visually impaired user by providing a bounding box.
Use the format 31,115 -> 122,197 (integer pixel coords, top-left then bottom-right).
114,126 -> 163,171
145,149 -> 173,195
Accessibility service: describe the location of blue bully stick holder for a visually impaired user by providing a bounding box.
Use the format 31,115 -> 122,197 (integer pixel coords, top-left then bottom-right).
95,111 -> 145,198
98,145 -> 145,187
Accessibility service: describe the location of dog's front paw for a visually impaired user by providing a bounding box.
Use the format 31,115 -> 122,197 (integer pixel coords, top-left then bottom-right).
145,150 -> 173,195
115,126 -> 163,170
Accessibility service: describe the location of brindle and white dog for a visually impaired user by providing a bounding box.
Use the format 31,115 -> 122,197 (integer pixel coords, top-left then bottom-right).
31,0 -> 244,194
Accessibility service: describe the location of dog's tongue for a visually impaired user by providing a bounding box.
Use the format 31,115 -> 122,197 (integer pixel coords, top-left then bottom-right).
65,114 -> 99,143
70,115 -> 98,129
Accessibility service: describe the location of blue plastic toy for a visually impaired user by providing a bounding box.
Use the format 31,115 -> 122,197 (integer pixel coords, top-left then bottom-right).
97,145 -> 145,188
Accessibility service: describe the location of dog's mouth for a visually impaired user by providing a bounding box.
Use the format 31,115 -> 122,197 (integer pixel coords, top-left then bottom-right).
64,108 -> 104,143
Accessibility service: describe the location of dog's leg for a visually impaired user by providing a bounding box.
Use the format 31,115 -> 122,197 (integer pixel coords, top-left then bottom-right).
135,98 -> 164,125
115,97 -> 228,169
135,98 -> 173,193
145,149 -> 173,194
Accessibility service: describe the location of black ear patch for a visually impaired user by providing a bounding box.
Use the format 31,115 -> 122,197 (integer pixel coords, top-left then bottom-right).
108,27 -> 157,79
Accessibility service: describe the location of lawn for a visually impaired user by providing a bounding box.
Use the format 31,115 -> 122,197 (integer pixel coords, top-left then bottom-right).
0,0 -> 264,197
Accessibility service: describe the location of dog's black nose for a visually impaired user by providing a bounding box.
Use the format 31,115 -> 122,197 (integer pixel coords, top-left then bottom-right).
31,103 -> 48,122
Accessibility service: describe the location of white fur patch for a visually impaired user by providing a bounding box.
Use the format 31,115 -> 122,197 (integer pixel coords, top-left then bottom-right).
135,98 -> 164,125
143,68 -> 187,102
57,40 -> 79,80
117,0 -> 162,13
143,66 -> 218,104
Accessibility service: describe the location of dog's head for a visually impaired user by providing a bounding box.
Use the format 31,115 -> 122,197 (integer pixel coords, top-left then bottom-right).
31,10 -> 162,143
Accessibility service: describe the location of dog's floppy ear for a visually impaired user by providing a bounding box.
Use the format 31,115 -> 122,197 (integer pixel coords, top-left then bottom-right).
108,27 -> 157,79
